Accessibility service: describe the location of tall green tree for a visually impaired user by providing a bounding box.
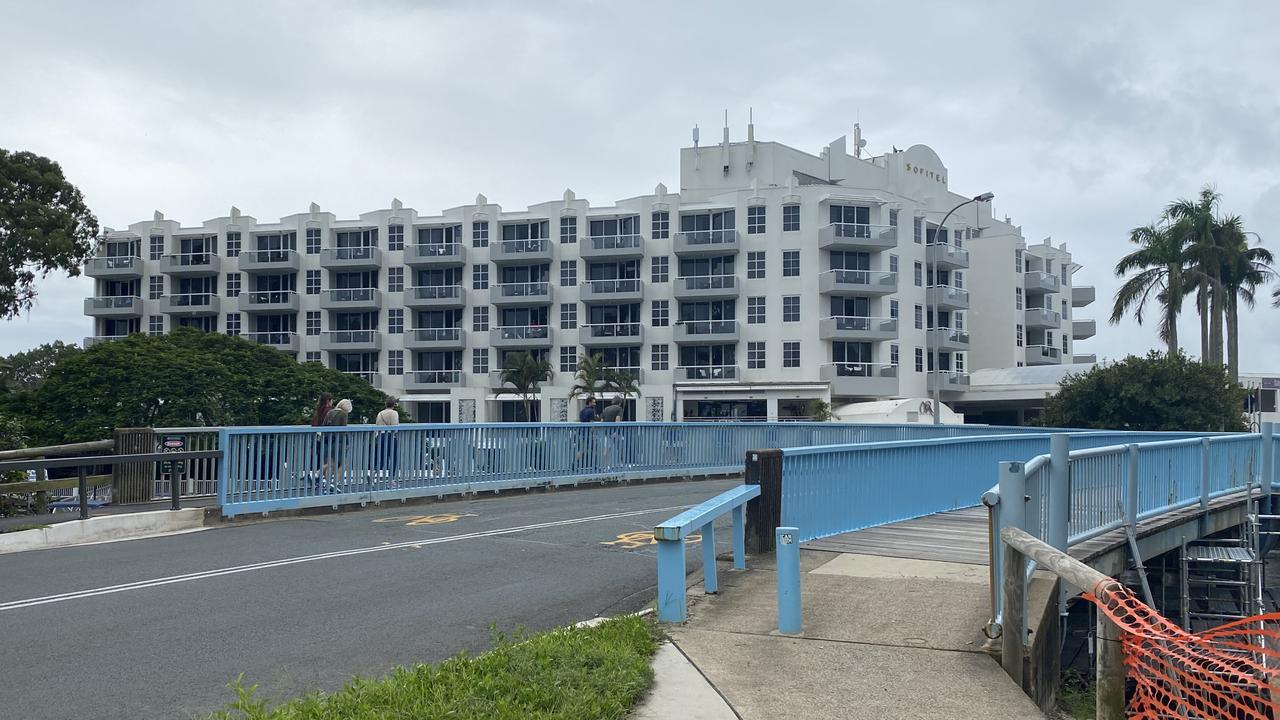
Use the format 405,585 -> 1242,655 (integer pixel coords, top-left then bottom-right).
1213,215 -> 1273,382
11,329 -> 391,444
500,351 -> 553,422
1110,224 -> 1188,356
1166,187 -> 1227,364
606,368 -> 641,420
0,150 -> 99,318
568,353 -> 610,405
0,340 -> 82,393
1040,352 -> 1246,432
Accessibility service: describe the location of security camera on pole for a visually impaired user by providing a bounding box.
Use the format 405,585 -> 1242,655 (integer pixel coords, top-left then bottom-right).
929,192 -> 994,424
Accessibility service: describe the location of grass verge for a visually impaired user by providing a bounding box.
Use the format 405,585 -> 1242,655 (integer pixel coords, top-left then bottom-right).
1056,671 -> 1095,719
208,615 -> 661,720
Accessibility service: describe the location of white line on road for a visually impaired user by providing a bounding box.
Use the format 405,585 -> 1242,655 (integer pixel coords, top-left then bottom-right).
0,505 -> 690,612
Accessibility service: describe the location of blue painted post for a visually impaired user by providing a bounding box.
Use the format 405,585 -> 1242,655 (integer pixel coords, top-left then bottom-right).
1262,422 -> 1275,515
1049,434 -> 1071,616
701,522 -> 718,594
776,526 -> 801,635
1200,437 -> 1211,514
731,504 -> 746,570
656,537 -> 687,623
1126,444 -> 1139,530
217,428 -> 230,516
997,461 -> 1027,533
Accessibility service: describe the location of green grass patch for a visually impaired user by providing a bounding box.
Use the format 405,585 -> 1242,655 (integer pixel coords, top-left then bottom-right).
1056,670 -> 1095,719
0,523 -> 49,533
209,615 -> 661,720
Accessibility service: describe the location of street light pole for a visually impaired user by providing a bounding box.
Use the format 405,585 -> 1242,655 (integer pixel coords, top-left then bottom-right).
929,192 -> 994,424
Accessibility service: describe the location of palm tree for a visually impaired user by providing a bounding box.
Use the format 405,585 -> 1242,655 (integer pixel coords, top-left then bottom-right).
605,367 -> 641,420
568,353 -> 610,406
1166,187 -> 1226,365
1111,223 -> 1189,356
1215,215 -> 1274,381
500,351 -> 553,422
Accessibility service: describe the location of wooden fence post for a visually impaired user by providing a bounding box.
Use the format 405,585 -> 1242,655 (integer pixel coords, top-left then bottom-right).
1001,541 -> 1026,688
1096,614 -> 1126,719
744,448 -> 783,555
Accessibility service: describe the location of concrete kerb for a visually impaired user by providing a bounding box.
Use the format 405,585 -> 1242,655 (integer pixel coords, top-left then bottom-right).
0,508 -> 209,554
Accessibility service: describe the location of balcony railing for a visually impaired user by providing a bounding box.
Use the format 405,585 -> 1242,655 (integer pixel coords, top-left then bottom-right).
324,330 -> 379,344
678,365 -> 739,381
1024,307 -> 1062,328
819,270 -> 898,295
825,362 -> 899,378
321,246 -> 382,267
585,234 -> 643,253
492,282 -> 552,302
680,275 -> 737,292
85,296 -> 143,313
925,242 -> 970,267
86,255 -> 142,277
244,290 -> 300,308
406,243 -> 466,265
677,320 -> 738,336
828,316 -> 897,333
580,323 -> 644,345
1025,344 -> 1063,365
161,293 -> 218,313
407,369 -> 464,386
491,238 -> 552,262
243,332 -> 300,351
342,371 -> 381,387
1024,271 -> 1061,294
410,327 -> 463,343
405,285 -> 465,306
238,249 -> 301,271
83,335 -> 130,347
926,284 -> 970,307
818,223 -> 898,251
322,288 -> 381,307
585,278 -> 643,294
927,328 -> 971,348
674,229 -> 740,255
928,370 -> 971,390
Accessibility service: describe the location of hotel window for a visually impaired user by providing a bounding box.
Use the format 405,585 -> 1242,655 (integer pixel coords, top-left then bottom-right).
1061,265 -> 1069,285
782,251 -> 800,277
472,221 -> 489,248
226,273 -> 241,298
651,256 -> 669,283
747,206 -> 766,234
388,225 -> 404,251
915,347 -> 924,372
472,264 -> 489,290
305,351 -> 321,363
783,341 -> 800,368
149,275 -> 164,299
747,251 -> 766,279
1061,299 -> 1069,318
913,217 -> 922,244
148,315 -> 163,335
651,343 -> 669,371
651,299 -> 669,327
473,306 -> 489,331
560,303 -> 577,330
559,216 -> 577,244
1015,249 -> 1023,272
954,271 -> 964,289
782,204 -> 800,232
890,344 -> 900,366
226,232 -> 241,257
387,267 -> 404,293
149,235 -> 164,260
1062,334 -> 1069,353
388,308 -> 404,334
1016,324 -> 1024,347
559,347 -> 577,373
472,348 -> 489,374
388,350 -> 403,376
747,341 -> 766,369
890,299 -> 899,319
783,296 -> 800,323
1015,287 -> 1023,310
559,260 -> 577,287
889,209 -> 899,227
747,296 -> 766,324
305,228 -> 321,255
306,311 -> 321,336
956,354 -> 965,372
306,270 -> 321,295
915,304 -> 924,329
651,211 -> 670,239
914,262 -> 923,287
889,254 -> 899,275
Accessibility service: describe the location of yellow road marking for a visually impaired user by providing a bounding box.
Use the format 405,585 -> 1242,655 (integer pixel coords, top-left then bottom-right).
602,531 -> 702,550
374,512 -> 478,526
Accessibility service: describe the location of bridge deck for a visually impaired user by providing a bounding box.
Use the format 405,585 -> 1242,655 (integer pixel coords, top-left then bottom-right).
802,506 -> 990,565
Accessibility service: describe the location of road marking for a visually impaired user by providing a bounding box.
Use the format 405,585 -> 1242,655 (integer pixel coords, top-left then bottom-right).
0,505 -> 690,612
602,531 -> 701,550
373,512 -> 478,526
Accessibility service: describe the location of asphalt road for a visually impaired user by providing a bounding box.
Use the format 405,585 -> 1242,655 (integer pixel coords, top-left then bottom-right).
0,478 -> 740,720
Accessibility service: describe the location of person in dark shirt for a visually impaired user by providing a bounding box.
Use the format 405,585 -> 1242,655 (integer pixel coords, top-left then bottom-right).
601,398 -> 623,423
579,398 -> 597,423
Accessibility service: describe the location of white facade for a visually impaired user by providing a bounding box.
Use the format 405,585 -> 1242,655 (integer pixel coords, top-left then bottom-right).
84,125 -> 1095,422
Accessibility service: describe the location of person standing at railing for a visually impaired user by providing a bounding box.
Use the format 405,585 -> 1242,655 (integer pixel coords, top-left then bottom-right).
575,398 -> 598,470
309,393 -> 333,492
375,398 -> 400,486
601,398 -> 623,467
322,399 -> 351,492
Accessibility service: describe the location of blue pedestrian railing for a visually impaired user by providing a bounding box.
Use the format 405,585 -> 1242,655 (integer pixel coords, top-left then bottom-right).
215,421 -> 1087,517
653,484 -> 758,622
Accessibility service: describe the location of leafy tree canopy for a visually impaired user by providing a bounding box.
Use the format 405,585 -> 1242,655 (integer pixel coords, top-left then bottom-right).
0,340 -> 81,393
1040,351 -> 1247,432
0,149 -> 99,318
8,329 -> 392,445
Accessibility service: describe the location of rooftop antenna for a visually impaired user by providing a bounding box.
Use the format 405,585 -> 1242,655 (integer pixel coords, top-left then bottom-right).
747,107 -> 756,171
692,124 -> 701,170
853,122 -> 866,159
721,109 -> 730,175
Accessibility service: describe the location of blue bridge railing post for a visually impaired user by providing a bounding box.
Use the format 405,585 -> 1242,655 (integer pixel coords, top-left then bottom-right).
1125,444 -> 1140,531
656,537 -> 687,623
1262,422 -> 1274,515
731,504 -> 746,570
701,522 -> 718,594
776,526 -> 802,634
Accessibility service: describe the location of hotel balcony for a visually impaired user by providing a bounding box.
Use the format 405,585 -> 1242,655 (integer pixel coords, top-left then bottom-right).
405,243 -> 466,267
85,256 -> 143,279
84,296 -> 143,318
405,327 -> 467,351
1024,307 -> 1062,329
673,229 -> 740,256
243,331 -> 300,353
319,330 -> 382,352
927,371 -> 971,393
242,290 -> 301,313
925,243 -> 970,269
819,316 -> 898,342
1025,344 -> 1063,366
1072,285 -> 1096,307
676,365 -> 740,382
237,249 -> 301,273
819,270 -> 897,296
83,335 -> 130,348
817,223 -> 897,252
821,363 -> 900,398
321,246 -> 382,270
489,325 -> 553,349
161,253 -> 221,276
342,371 -> 382,388
579,323 -> 644,347
490,282 -> 552,306
673,320 -> 739,344
673,274 -> 738,301
320,288 -> 382,311
1024,271 -> 1061,295
404,369 -> 466,391
1072,319 -> 1097,340
1072,353 -> 1098,364
580,278 -> 644,304
159,293 -> 219,316
404,285 -> 466,309
490,238 -> 553,264
927,327 -> 971,352
580,234 -> 644,261
926,284 -> 970,310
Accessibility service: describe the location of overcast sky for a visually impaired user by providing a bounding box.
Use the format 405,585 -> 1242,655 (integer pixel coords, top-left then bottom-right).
2,1 -> 1278,372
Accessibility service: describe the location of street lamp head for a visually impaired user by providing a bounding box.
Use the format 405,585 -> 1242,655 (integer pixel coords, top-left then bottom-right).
973,192 -> 995,202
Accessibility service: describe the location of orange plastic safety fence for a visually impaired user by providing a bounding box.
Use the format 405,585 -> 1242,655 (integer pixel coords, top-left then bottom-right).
1086,580 -> 1280,719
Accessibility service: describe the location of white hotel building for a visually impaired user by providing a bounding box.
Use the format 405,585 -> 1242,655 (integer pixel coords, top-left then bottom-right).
84,126 -> 1096,423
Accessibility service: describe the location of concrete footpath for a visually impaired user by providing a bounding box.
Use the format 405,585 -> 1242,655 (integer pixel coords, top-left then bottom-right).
636,550 -> 1044,719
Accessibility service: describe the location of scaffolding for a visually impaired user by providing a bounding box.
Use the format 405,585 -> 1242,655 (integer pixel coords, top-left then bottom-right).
1180,529 -> 1265,634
